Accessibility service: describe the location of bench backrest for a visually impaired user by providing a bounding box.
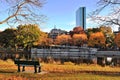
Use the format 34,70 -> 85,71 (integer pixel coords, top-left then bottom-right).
14,60 -> 40,66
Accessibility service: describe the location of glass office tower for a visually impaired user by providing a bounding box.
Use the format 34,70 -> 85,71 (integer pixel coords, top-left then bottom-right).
76,7 -> 86,30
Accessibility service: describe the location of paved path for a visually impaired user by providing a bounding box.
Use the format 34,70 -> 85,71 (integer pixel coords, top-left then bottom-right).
15,70 -> 48,74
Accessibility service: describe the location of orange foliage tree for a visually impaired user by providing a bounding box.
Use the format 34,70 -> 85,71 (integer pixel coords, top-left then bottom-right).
70,26 -> 85,36
72,34 -> 88,46
88,32 -> 106,48
114,33 -> 120,48
39,38 -> 53,47
55,34 -> 72,45
100,26 -> 115,48
73,26 -> 84,34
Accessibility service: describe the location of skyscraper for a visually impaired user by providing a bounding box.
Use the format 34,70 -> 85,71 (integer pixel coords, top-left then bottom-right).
76,7 -> 86,30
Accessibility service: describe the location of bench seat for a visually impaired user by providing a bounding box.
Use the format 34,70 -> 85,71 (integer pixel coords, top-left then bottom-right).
14,60 -> 41,73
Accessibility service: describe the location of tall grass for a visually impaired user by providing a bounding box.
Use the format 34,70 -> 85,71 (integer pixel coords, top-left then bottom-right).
42,63 -> 120,73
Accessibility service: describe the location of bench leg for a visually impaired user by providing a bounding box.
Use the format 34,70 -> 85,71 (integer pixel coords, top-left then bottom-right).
22,66 -> 25,72
18,65 -> 20,72
38,66 -> 41,72
34,65 -> 37,73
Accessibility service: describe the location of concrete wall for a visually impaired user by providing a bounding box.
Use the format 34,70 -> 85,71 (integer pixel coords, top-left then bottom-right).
31,47 -> 120,65
31,47 -> 97,59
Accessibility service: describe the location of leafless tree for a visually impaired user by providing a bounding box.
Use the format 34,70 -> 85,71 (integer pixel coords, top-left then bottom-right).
0,0 -> 46,26
90,0 -> 120,28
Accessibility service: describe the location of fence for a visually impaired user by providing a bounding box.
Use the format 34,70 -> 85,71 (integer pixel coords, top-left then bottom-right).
31,46 -> 120,66
31,46 -> 97,60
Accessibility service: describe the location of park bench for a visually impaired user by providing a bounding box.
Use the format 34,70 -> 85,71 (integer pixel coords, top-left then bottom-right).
14,60 -> 41,73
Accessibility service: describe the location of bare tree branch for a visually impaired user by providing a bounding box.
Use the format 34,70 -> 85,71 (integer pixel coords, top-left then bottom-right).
0,0 -> 46,26
90,0 -> 120,28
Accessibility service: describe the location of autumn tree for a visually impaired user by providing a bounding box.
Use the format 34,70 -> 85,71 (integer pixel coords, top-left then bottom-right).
38,37 -> 53,47
88,32 -> 106,48
55,34 -> 72,45
0,28 -> 17,48
86,28 -> 101,38
0,0 -> 45,26
100,26 -> 115,48
72,34 -> 88,47
70,26 -> 85,37
114,33 -> 120,49
16,24 -> 46,50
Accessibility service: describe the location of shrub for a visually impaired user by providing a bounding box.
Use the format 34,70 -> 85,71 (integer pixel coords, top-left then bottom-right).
64,61 -> 74,65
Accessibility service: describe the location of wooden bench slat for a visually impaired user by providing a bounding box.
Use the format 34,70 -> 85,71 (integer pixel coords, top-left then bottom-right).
14,61 -> 40,65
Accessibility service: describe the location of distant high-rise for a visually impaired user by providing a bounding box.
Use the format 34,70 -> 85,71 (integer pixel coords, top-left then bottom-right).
76,7 -> 86,30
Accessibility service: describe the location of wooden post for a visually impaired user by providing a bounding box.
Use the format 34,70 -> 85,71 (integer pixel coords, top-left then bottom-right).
18,64 -> 20,72
38,66 -> 41,72
34,65 -> 37,73
22,66 -> 25,72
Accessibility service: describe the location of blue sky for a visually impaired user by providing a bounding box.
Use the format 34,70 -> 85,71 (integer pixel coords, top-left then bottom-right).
0,0 -> 108,32
41,0 -> 99,32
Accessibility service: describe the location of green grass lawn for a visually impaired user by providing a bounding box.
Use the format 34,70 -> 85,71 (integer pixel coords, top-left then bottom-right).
0,59 -> 120,80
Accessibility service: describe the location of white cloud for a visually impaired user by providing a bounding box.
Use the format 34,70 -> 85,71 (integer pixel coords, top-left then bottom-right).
68,21 -> 76,26
86,18 -> 100,28
86,17 -> 119,31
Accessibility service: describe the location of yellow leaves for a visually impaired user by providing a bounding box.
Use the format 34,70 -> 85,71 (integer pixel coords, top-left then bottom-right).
55,33 -> 88,46
72,34 -> 88,46
73,26 -> 84,34
55,34 -> 72,45
40,38 -> 53,46
73,34 -> 88,40
114,33 -> 120,47
100,26 -> 112,34
88,32 -> 106,47
57,34 -> 71,41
